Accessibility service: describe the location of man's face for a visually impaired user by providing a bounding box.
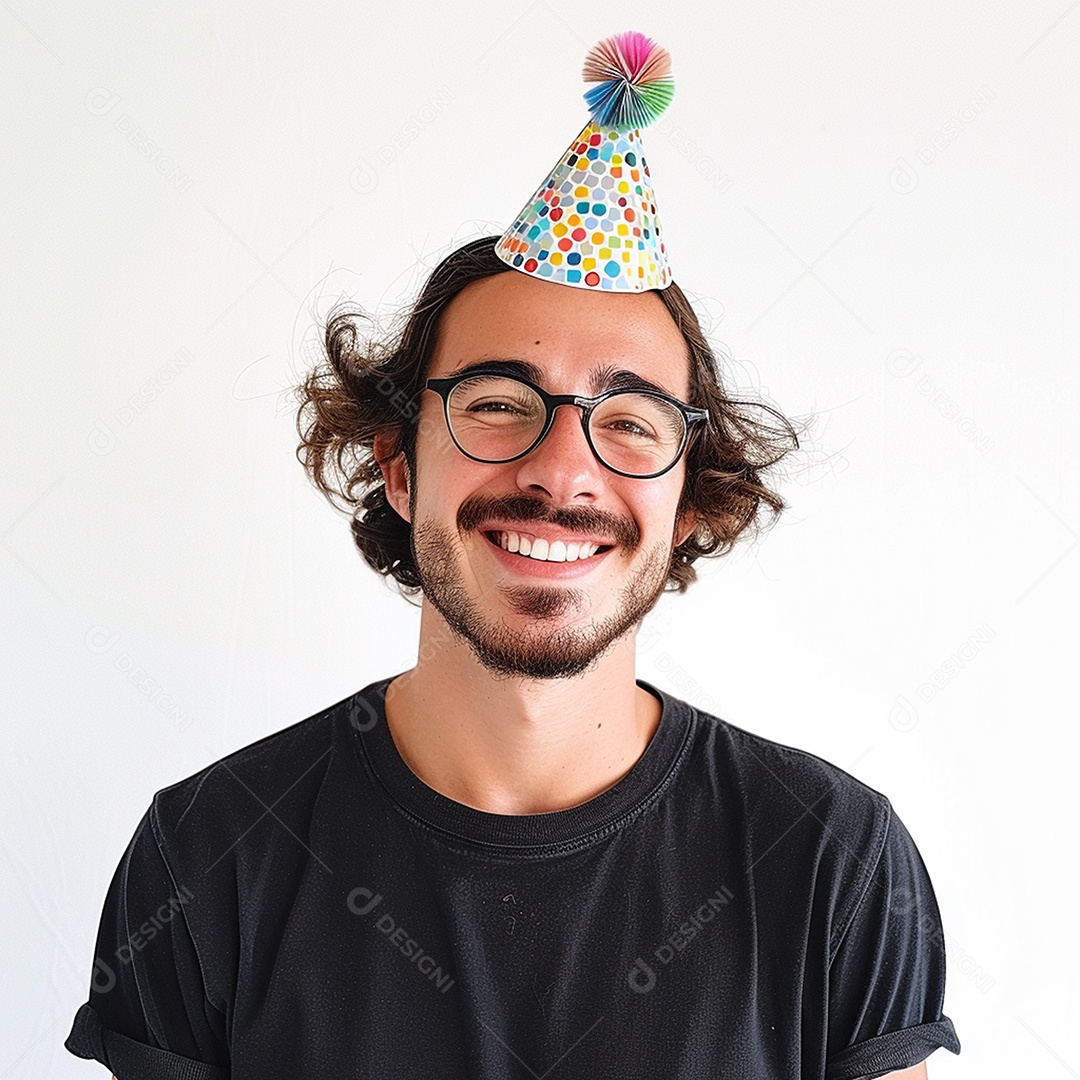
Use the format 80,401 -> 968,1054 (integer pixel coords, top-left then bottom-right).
386,270 -> 697,681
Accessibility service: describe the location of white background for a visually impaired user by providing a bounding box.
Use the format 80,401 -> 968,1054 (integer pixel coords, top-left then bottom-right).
3,1 -> 1076,1075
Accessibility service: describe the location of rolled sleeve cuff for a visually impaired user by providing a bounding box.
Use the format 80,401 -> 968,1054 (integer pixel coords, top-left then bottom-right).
65,1002 -> 228,1080
826,1016 -> 961,1080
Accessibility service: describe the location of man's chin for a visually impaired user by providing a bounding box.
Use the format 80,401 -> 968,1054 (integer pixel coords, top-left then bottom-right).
463,629 -> 616,682
434,598 -> 622,681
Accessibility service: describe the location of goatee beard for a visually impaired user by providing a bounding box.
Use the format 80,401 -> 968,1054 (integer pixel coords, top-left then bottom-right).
410,519 -> 673,681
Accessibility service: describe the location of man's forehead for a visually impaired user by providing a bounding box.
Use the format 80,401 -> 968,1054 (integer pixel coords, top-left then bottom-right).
430,275 -> 692,397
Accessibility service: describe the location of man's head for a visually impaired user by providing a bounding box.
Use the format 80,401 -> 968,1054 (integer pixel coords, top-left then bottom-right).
375,269 -> 701,678
295,236 -> 797,674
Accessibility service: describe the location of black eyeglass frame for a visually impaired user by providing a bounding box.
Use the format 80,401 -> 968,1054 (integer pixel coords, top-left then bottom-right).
424,372 -> 710,480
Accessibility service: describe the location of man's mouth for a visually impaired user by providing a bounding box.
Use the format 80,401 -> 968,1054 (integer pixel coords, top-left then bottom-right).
483,529 -> 615,564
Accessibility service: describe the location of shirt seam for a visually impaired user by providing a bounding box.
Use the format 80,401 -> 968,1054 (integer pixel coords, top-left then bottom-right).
148,794 -> 223,1021
827,794 -> 893,969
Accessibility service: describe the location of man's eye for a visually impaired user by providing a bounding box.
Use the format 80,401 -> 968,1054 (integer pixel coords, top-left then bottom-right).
601,417 -> 658,439
467,399 -> 531,415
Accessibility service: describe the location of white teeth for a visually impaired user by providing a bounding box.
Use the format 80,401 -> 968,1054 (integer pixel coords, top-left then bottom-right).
493,531 -> 603,563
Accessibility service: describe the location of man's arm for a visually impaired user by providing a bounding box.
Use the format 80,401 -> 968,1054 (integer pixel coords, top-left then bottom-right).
823,795 -> 960,1078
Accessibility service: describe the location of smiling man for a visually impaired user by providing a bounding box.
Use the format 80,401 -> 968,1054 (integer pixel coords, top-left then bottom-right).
65,31 -> 960,1080
374,269 -> 702,817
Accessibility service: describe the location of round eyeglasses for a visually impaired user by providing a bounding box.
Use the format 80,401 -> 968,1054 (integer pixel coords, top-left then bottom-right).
424,372 -> 709,479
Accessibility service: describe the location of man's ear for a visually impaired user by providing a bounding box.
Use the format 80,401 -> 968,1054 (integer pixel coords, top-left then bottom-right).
674,508 -> 697,548
373,430 -> 411,523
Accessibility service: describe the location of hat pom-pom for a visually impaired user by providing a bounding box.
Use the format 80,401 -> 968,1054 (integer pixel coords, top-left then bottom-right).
582,30 -> 674,132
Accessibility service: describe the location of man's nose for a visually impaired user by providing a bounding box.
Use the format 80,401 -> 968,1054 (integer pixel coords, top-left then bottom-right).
513,403 -> 604,497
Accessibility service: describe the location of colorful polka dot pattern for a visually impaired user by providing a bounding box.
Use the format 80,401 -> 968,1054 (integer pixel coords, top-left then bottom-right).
495,120 -> 671,292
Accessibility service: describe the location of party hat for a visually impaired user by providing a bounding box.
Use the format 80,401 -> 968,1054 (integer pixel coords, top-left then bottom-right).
495,31 -> 674,292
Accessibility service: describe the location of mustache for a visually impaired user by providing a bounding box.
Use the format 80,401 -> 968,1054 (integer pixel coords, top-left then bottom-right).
458,491 -> 640,549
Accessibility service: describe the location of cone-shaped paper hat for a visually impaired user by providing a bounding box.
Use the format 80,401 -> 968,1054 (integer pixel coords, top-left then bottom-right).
495,31 -> 674,292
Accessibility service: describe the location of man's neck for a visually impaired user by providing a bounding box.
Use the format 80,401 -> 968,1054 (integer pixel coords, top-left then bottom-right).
381,611 -> 661,816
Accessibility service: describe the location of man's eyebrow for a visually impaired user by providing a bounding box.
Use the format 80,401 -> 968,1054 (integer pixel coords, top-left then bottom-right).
443,358 -> 545,384
443,358 -> 679,398
591,364 -> 674,398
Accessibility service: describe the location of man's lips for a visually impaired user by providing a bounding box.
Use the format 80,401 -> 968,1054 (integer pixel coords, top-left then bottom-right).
458,493 -> 638,554
486,524 -> 613,561
483,529 -> 617,574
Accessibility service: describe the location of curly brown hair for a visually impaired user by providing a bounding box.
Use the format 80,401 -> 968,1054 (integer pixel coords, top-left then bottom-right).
293,235 -> 801,596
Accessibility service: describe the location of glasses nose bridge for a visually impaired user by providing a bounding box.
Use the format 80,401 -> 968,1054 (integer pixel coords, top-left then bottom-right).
541,393 -> 595,446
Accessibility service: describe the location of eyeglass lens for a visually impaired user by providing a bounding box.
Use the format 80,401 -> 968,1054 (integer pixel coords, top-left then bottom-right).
446,375 -> 686,476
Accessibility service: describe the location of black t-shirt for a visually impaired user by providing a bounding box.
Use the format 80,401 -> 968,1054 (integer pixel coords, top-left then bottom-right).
66,674 -> 960,1079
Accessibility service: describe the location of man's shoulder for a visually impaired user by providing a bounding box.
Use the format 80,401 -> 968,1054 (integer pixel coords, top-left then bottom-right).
705,709 -> 889,808
683,699 -> 895,860
146,683 -> 376,854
